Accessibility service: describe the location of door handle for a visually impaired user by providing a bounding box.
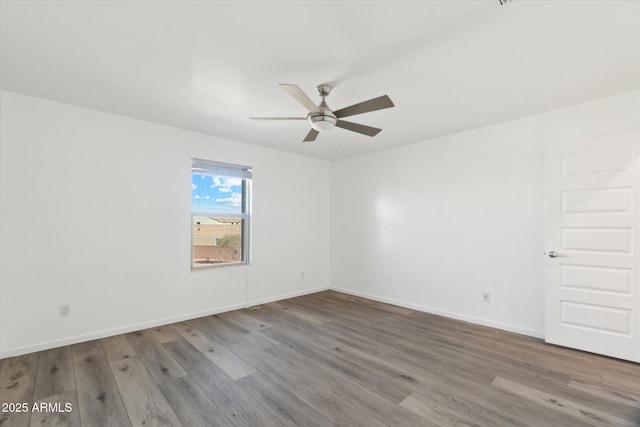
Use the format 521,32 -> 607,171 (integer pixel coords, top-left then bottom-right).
548,251 -> 566,258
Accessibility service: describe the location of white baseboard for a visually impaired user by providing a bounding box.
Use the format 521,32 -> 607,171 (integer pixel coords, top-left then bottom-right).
245,285 -> 330,308
329,286 -> 545,339
1,284 -> 544,358
0,285 -> 329,359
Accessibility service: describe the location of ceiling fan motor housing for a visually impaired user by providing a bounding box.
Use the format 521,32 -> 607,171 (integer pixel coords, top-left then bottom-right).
308,110 -> 337,131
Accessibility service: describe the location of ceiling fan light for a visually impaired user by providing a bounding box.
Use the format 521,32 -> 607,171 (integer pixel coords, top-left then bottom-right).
311,120 -> 335,131
308,113 -> 337,132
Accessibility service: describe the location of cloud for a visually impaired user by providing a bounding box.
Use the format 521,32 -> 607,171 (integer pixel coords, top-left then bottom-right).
192,183 -> 197,190
210,176 -> 242,192
216,193 -> 242,207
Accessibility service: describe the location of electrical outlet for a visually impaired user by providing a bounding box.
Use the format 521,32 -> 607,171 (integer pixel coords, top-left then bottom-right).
300,272 -> 305,279
482,292 -> 490,303
60,304 -> 71,317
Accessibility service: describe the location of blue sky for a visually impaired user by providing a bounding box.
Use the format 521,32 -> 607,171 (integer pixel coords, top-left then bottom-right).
191,174 -> 242,213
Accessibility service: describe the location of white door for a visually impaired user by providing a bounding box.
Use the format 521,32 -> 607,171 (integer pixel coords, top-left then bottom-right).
545,130 -> 640,362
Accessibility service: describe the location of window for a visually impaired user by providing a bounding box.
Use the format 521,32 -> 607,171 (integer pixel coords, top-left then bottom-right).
191,159 -> 251,269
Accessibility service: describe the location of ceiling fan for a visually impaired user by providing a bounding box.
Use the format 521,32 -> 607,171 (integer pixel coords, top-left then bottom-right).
250,84 -> 395,142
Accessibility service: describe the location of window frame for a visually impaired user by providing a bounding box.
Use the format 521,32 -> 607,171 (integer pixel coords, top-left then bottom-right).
190,158 -> 252,270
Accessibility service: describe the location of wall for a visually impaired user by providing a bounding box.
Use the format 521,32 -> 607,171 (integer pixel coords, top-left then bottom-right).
0,90 -> 330,357
2,89 -> 638,358
331,90 -> 640,338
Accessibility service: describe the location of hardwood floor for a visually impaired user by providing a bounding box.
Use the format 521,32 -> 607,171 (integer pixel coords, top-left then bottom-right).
1,290 -> 639,426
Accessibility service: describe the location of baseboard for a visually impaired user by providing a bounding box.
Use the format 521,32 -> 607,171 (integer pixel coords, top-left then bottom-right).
0,285 -> 329,359
330,286 -> 545,339
244,285 -> 330,308
1,284 -> 543,358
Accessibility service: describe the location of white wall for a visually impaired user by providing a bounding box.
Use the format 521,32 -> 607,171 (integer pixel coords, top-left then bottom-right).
0,90 -> 330,357
2,89 -> 638,358
331,91 -> 640,337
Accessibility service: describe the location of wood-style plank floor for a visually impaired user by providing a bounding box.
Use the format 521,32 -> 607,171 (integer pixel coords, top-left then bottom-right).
1,290 -> 640,426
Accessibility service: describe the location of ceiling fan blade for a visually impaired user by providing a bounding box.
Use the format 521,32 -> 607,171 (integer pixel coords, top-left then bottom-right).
250,117 -> 307,120
303,129 -> 319,142
279,84 -> 320,113
333,95 -> 394,119
336,120 -> 382,137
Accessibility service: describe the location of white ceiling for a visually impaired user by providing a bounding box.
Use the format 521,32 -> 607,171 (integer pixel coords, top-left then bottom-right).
1,1 -> 638,160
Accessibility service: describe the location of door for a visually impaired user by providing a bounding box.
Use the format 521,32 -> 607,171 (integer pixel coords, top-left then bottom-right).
545,130 -> 640,362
